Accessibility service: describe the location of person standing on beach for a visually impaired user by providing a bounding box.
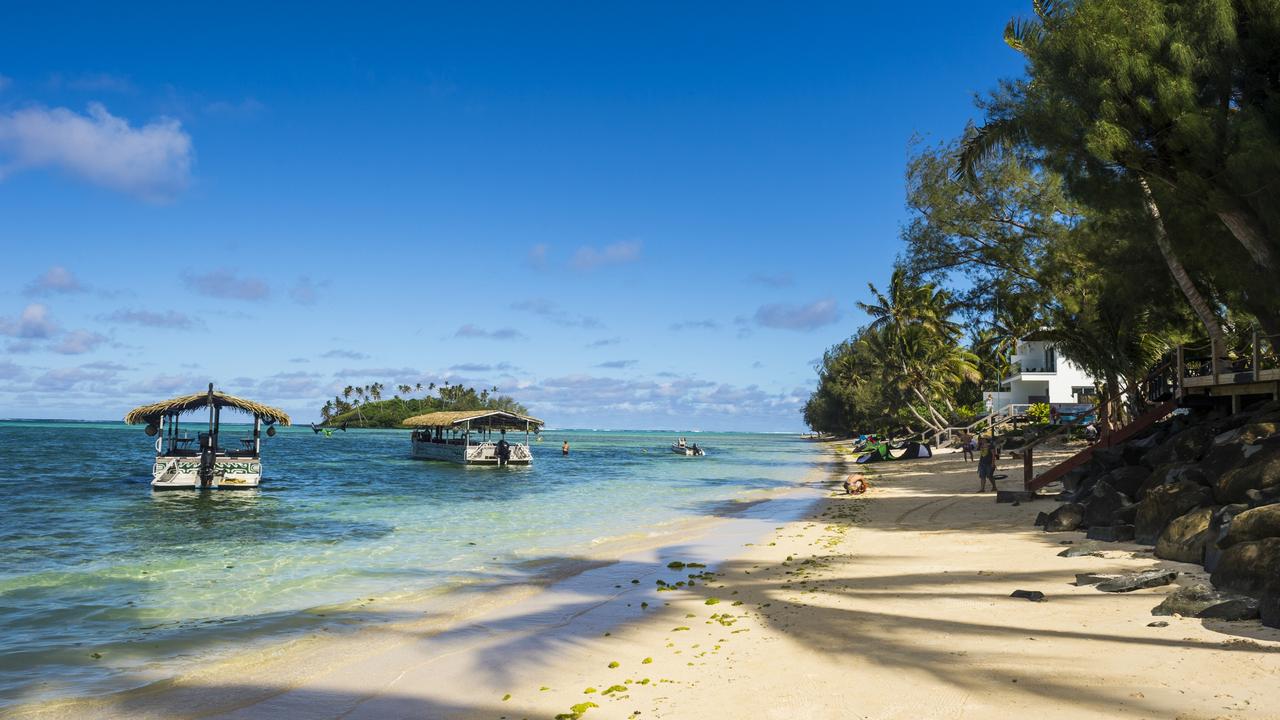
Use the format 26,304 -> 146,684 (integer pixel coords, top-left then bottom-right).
976,437 -> 998,492
960,431 -> 974,461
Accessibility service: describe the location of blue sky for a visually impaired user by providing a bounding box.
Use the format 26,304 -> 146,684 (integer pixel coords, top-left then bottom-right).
0,2 -> 1027,430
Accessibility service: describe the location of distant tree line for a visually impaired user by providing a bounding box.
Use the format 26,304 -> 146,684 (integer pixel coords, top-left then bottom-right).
321,381 -> 529,428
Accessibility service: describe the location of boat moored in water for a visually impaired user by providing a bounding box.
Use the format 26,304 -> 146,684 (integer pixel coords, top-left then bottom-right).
403,410 -> 543,466
671,439 -> 706,456
125,383 -> 291,489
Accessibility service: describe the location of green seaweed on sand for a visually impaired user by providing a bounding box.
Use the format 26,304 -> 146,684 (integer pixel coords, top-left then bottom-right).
556,700 -> 600,719
583,687 -> 598,694
641,657 -> 652,664
639,678 -> 651,684
672,626 -> 690,631
704,598 -> 721,605
667,561 -> 686,570
686,562 -> 706,568
602,684 -> 628,695
502,693 -> 511,701
608,661 -> 619,668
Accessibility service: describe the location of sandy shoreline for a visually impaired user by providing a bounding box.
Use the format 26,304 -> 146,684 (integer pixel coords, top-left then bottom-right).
10,443 -> 1280,719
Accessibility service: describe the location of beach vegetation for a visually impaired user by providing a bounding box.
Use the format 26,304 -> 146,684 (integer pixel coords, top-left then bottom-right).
321,381 -> 529,428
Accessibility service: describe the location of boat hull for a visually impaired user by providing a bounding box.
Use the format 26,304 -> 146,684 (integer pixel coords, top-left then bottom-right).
671,444 -> 705,456
411,440 -> 533,465
151,456 -> 262,489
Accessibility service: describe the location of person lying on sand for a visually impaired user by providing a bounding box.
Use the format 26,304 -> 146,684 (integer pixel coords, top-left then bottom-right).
843,475 -> 868,495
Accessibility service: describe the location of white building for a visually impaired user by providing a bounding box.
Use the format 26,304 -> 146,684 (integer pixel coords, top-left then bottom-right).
992,338 -> 1099,408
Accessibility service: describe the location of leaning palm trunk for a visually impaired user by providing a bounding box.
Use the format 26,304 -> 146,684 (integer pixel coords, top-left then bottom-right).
1217,207 -> 1277,272
1138,177 -> 1227,373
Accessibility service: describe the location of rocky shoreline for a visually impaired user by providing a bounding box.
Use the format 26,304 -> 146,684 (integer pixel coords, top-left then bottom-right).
1035,399 -> 1280,626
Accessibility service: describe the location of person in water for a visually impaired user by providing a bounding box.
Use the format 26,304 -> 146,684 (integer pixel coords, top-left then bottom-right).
496,433 -> 511,467
562,440 -> 570,455
976,436 -> 998,492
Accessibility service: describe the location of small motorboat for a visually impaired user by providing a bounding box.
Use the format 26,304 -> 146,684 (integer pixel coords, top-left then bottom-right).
671,442 -> 705,456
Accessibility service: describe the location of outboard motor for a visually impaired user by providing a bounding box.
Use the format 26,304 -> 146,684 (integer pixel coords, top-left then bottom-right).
198,432 -> 216,488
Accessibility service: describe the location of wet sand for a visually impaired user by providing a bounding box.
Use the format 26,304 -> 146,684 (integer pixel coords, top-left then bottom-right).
10,444 -> 1280,719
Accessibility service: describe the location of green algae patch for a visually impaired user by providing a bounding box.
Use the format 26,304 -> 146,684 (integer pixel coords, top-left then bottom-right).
583,687 -> 598,694
641,657 -> 653,664
639,677 -> 651,684
502,693 -> 511,701
667,561 -> 686,570
704,598 -> 721,605
686,562 -> 706,568
602,684 -> 628,695
608,661 -> 619,668
672,626 -> 690,631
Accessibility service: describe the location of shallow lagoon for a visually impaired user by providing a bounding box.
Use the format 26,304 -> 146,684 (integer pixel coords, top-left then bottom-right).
0,422 -> 816,705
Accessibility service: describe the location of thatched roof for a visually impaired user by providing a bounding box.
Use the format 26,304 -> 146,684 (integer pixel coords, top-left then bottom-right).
401,410 -> 543,430
124,391 -> 292,426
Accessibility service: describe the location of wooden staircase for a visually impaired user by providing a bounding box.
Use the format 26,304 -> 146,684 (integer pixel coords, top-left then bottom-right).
1023,399 -> 1179,492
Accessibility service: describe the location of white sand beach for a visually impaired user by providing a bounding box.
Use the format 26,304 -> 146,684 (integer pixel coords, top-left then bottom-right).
10,444 -> 1280,720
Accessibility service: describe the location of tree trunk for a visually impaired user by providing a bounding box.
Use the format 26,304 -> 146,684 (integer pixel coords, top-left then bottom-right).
909,386 -> 950,429
1139,177 -> 1227,372
1217,208 -> 1278,272
905,403 -> 943,434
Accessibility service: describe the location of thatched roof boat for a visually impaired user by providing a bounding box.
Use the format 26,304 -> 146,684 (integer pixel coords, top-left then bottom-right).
125,391 -> 291,426
127,384 -> 290,490
402,410 -> 543,466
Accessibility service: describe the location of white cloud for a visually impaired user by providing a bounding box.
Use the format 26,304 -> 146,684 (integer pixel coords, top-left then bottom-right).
527,243 -> 549,269
0,303 -> 59,339
98,308 -> 202,330
670,319 -> 719,331
455,324 -> 525,340
571,240 -> 642,270
754,298 -> 840,331
0,103 -> 192,201
184,268 -> 270,300
322,349 -> 368,360
25,266 -> 85,295
52,329 -> 108,355
511,298 -> 602,328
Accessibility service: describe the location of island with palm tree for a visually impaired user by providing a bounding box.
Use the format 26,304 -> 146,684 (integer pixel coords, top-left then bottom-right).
319,381 -> 530,429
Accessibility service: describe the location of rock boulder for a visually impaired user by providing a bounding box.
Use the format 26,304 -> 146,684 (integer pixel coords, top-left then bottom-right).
1155,507 -> 1214,564
1134,480 -> 1212,544
1210,537 -> 1280,595
1044,503 -> 1085,532
1083,481 -> 1131,528
1215,445 -> 1280,504
1217,504 -> 1280,550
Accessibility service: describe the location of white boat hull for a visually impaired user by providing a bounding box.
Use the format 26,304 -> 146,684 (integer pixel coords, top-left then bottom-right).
151,456 -> 262,489
411,440 -> 532,465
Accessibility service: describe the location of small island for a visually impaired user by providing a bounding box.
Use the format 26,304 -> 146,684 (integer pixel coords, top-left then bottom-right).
319,381 -> 530,429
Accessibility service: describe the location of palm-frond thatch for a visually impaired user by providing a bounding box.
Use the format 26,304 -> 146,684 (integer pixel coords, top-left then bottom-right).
401,410 -> 543,430
125,391 -> 292,426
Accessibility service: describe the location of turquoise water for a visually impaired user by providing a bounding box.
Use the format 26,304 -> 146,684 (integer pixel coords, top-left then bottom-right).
0,422 -> 816,706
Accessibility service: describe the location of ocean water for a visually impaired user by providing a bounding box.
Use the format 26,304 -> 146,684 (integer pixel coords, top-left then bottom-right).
0,421 -> 817,706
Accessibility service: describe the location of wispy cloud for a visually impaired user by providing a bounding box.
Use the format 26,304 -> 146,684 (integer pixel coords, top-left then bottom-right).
51,329 -> 108,355
62,72 -> 136,93
511,298 -> 602,328
670,319 -> 719,331
595,359 -> 637,369
451,362 -> 517,373
571,240 -> 641,270
0,103 -> 192,202
526,243 -> 549,269
321,349 -> 368,360
0,303 -> 58,339
128,373 -> 206,394
749,271 -> 794,288
203,97 -> 266,119
24,266 -> 84,295
290,276 -> 325,305
586,337 -> 622,348
754,298 -> 840,331
455,324 -> 525,341
98,308 -> 202,330
183,268 -> 270,301
0,360 -> 27,380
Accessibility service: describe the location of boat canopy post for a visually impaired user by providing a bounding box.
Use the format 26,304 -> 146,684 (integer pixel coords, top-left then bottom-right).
253,415 -> 261,456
